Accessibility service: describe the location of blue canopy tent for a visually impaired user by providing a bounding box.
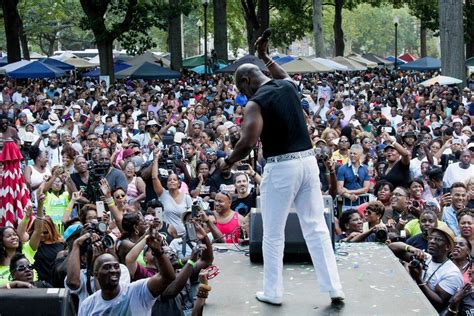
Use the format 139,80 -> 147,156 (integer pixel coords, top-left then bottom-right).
40,58 -> 75,71
5,61 -> 65,78
115,61 -> 181,80
399,57 -> 441,71
82,63 -> 131,77
272,55 -> 295,65
190,63 -> 227,74
385,56 -> 406,64
216,55 -> 267,73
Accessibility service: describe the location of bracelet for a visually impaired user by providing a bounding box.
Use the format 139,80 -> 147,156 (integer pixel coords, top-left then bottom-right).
22,216 -> 29,223
5,282 -> 10,289
107,202 -> 116,208
418,282 -> 426,287
265,60 -> 275,68
448,306 -> 458,314
178,259 -> 184,268
187,259 -> 197,267
405,245 -> 411,252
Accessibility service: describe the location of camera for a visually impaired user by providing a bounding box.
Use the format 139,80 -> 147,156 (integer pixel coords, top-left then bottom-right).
185,222 -> 198,242
81,222 -> 115,254
374,228 -> 388,243
409,255 -> 427,270
86,161 -> 110,202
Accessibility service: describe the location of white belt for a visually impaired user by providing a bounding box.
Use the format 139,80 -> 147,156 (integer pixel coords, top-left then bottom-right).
266,149 -> 314,163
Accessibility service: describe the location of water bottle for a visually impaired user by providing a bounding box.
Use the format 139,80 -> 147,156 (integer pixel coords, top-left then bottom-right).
367,158 -> 374,177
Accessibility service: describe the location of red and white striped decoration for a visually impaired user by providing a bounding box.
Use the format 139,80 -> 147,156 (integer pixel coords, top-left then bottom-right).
0,141 -> 31,228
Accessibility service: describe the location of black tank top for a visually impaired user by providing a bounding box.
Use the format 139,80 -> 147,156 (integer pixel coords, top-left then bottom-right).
250,79 -> 312,158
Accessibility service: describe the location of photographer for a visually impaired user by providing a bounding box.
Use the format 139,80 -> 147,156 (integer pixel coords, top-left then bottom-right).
389,226 -> 463,312
153,220 -> 214,316
78,226 -> 176,316
65,228 -> 131,305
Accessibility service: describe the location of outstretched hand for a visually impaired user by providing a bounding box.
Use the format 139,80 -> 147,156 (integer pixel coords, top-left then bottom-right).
254,36 -> 269,60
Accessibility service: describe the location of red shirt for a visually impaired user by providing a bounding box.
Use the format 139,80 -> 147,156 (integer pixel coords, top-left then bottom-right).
216,212 -> 241,243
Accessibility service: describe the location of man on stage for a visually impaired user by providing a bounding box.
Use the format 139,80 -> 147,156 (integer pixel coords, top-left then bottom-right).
221,36 -> 344,305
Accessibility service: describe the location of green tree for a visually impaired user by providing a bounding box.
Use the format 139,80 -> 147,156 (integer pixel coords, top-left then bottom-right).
79,0 -> 192,80
1,0 -> 22,62
241,0 -> 270,55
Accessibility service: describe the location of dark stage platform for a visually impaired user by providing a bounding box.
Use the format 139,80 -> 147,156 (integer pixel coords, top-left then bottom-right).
204,243 -> 438,316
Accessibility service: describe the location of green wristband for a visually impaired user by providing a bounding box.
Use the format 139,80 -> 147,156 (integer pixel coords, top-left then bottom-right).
187,259 -> 196,267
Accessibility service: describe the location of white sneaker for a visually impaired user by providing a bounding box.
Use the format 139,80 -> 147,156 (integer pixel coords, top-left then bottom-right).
329,289 -> 345,304
255,291 -> 283,305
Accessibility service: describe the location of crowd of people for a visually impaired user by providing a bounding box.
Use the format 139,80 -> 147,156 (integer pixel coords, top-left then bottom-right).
0,66 -> 473,314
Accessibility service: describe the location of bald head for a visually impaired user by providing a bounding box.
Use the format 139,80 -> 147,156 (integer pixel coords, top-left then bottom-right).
93,253 -> 117,273
235,63 -> 268,98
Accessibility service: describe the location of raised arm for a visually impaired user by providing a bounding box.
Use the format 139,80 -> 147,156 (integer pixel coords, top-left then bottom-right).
125,235 -> 148,277
146,227 -> 176,297
151,149 -> 164,197
255,35 -> 290,80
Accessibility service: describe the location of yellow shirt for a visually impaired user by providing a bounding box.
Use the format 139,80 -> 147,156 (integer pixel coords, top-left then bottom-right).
405,219 -> 450,237
331,150 -> 349,165
0,242 -> 37,286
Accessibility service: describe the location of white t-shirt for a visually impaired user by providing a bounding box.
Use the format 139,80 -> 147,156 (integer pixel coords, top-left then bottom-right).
78,278 -> 156,316
443,163 -> 474,187
422,254 -> 463,295
65,264 -> 131,305
159,190 -> 192,236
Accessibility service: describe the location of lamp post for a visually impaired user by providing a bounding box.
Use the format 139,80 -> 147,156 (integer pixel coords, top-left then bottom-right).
393,16 -> 399,70
196,19 -> 202,55
202,0 -> 209,76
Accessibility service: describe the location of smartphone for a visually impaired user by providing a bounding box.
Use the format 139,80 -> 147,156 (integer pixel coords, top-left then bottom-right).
96,201 -> 105,218
155,207 -> 163,221
191,205 -> 199,218
237,164 -> 249,171
442,187 -> 450,194
185,222 -> 198,241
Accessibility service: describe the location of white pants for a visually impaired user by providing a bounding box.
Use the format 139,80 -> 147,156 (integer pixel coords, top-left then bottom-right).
260,154 -> 342,298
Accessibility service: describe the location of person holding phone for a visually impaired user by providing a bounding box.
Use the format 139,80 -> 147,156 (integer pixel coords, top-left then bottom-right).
220,34 -> 344,305
379,132 -> 411,189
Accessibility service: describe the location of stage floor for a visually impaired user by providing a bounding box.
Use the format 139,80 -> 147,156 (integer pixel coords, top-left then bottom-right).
204,243 -> 438,316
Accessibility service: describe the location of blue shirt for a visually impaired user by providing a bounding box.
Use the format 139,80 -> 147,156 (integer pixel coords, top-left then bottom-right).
441,206 -> 460,236
337,163 -> 370,205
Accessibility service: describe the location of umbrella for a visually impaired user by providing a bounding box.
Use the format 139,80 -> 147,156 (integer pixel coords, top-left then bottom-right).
0,141 -> 31,227
115,61 -> 181,80
420,75 -> 462,86
281,57 -> 334,73
217,54 -> 267,73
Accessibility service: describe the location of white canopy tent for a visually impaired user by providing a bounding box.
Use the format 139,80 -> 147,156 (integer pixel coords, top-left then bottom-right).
312,57 -> 349,71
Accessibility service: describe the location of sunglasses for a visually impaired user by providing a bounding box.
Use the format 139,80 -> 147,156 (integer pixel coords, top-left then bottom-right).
15,264 -> 34,272
114,194 -> 126,199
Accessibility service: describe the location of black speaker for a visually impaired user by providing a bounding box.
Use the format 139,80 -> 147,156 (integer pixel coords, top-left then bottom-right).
0,288 -> 76,316
249,195 -> 334,263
